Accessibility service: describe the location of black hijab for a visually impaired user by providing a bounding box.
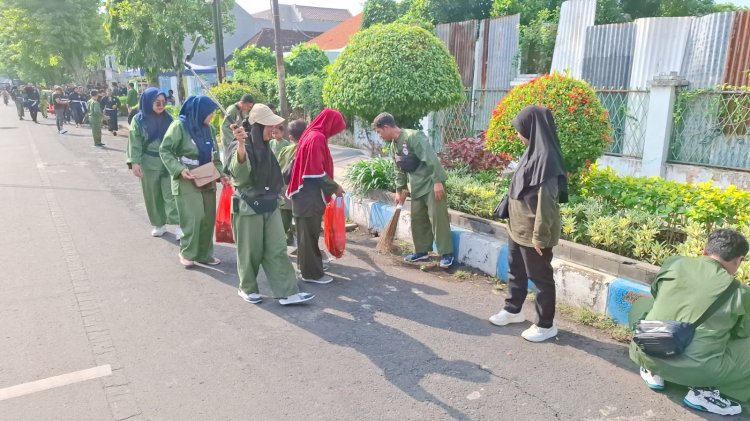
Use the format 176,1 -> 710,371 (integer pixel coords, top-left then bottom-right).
227,122 -> 283,196
508,106 -> 568,202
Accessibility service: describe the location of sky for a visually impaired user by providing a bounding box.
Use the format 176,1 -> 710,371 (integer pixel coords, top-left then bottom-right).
236,0 -> 364,15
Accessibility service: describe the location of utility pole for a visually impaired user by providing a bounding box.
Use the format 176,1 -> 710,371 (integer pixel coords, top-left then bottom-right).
271,0 -> 289,119
209,0 -> 225,83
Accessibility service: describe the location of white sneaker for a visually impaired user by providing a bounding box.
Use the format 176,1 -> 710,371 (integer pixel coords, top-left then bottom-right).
299,275 -> 334,284
237,289 -> 262,304
489,310 -> 526,326
640,367 -> 665,390
151,226 -> 167,237
279,292 -> 315,306
684,388 -> 742,416
175,227 -> 184,241
59,129 -> 68,134
521,324 -> 558,342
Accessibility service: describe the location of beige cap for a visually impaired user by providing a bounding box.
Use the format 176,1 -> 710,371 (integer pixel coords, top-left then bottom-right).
248,104 -> 284,126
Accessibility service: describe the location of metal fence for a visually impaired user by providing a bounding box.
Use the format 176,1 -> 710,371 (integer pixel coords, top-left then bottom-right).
596,89 -> 650,158
669,89 -> 750,170
430,89 -> 509,152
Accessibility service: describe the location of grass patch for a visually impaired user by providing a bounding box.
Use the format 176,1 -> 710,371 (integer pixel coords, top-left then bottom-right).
558,304 -> 633,343
453,270 -> 471,280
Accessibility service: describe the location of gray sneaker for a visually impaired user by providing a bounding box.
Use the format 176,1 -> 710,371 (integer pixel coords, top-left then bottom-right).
238,290 -> 262,304
279,292 -> 315,306
299,275 -> 333,284
684,388 -> 742,416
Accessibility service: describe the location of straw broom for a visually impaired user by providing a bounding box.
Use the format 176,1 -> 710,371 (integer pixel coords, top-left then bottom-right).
376,204 -> 402,253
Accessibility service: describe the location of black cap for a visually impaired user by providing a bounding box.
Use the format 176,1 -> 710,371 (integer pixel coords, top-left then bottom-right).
240,94 -> 254,104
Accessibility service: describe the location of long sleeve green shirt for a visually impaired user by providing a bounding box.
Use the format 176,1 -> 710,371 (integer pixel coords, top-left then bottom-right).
391,129 -> 447,200
159,121 -> 223,195
126,117 -> 168,171
126,89 -> 139,108
87,99 -> 102,119
220,104 -> 249,147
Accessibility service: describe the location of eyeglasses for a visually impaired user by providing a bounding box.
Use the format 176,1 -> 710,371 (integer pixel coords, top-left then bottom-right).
154,101 -> 166,106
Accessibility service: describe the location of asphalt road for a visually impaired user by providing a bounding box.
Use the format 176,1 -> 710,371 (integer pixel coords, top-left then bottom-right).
0,106 -> 735,421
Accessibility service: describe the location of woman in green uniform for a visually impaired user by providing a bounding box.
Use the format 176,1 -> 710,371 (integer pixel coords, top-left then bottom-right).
160,95 -> 228,267
226,104 -> 314,305
127,87 -> 180,239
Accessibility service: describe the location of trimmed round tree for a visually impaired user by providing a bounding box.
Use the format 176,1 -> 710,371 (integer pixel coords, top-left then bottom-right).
485,74 -> 612,175
323,22 -> 464,127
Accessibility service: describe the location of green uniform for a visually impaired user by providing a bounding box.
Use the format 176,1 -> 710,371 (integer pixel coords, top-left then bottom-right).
219,104 -> 249,148
277,143 -> 298,242
392,129 -> 452,256
228,150 -> 300,297
11,90 -> 24,118
630,256 -> 750,403
160,121 -> 223,263
126,117 -> 179,227
270,138 -> 290,159
87,98 -> 103,145
126,89 -> 139,109
40,91 -> 50,118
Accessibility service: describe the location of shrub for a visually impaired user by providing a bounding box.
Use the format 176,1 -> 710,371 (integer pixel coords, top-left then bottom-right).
323,22 -> 464,127
227,46 -> 276,82
445,168 -> 508,219
345,157 -> 398,195
208,82 -> 265,110
486,73 -> 612,175
439,136 -> 509,173
286,44 -> 329,77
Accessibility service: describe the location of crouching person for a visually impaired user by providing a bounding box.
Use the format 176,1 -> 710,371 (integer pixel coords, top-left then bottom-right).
227,104 -> 314,306
631,229 -> 750,416
372,112 -> 454,269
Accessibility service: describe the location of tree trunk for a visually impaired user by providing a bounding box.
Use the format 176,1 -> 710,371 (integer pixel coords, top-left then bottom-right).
177,69 -> 186,104
271,0 -> 289,119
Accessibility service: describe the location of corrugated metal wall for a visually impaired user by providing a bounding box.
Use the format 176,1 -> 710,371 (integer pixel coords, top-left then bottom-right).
681,12 -> 734,89
582,23 -> 635,89
629,17 -> 694,89
724,11 -> 750,87
480,15 -> 520,90
436,21 -> 477,87
550,0 -> 596,78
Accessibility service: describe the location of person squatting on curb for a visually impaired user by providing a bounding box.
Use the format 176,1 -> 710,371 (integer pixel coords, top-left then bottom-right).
488,106 -> 568,343
372,112 -> 455,269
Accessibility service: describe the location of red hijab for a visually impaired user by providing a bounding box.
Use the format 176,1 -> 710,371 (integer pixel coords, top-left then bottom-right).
287,109 -> 346,198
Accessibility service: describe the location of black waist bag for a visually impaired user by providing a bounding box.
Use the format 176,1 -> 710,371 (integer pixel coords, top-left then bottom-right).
395,154 -> 420,173
237,191 -> 278,214
633,281 -> 738,358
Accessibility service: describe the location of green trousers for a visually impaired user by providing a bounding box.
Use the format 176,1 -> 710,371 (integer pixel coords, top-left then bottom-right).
232,209 -> 300,298
280,208 -> 295,244
411,190 -> 453,256
141,169 -> 178,227
174,180 -> 216,263
91,121 -> 102,145
15,102 -> 24,117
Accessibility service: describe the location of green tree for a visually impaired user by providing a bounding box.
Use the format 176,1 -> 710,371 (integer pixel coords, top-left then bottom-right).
105,0 -> 235,85
227,45 -> 277,81
0,0 -> 106,84
323,23 -> 464,127
363,0 -> 400,28
285,44 -> 330,77
408,0 -> 493,24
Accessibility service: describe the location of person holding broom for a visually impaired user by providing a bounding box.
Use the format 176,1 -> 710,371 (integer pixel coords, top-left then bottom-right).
372,112 -> 454,269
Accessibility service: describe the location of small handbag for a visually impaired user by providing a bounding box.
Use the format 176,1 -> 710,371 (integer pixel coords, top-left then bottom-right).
633,281 -> 738,358
492,194 -> 509,220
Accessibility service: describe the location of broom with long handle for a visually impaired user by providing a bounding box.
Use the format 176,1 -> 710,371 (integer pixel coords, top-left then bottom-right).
376,203 -> 402,254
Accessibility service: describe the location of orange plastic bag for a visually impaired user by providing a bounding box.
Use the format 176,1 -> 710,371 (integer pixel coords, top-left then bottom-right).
324,197 -> 346,258
215,185 -> 234,244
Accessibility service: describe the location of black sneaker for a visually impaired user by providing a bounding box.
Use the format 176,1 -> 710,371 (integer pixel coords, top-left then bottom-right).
404,252 -> 429,263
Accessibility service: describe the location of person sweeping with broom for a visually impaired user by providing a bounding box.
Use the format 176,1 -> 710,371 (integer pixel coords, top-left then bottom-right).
372,112 -> 454,269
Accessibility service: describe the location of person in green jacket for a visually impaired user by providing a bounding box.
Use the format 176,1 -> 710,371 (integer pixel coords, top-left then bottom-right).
39,89 -> 50,119
630,229 -> 749,416
126,82 -> 139,114
269,123 -> 290,158
10,86 -> 25,120
126,87 -> 180,239
277,119 -> 306,245
160,95 -> 228,267
226,104 -> 314,305
487,106 -> 567,343
219,94 -> 254,155
372,112 -> 454,269
87,90 -> 104,147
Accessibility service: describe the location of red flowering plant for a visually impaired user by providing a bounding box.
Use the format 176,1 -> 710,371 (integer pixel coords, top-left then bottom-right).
485,74 -> 612,176
439,131 -> 511,173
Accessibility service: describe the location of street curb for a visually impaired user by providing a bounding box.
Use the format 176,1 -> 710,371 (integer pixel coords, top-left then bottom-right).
345,195 -> 653,326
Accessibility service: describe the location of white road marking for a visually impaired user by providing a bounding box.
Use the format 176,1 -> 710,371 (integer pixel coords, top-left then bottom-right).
0,365 -> 112,401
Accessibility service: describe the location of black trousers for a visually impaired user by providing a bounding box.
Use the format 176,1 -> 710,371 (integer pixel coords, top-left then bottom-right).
504,238 -> 556,328
295,213 -> 324,280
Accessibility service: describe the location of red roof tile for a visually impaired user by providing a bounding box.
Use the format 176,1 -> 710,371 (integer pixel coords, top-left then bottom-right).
307,13 -> 363,51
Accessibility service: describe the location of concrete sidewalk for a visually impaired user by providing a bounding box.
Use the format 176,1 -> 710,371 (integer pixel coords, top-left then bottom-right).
0,108 -> 732,420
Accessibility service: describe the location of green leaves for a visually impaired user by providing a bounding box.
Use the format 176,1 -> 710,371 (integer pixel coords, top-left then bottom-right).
285,45 -> 329,78
345,157 -> 398,195
323,22 -> 464,127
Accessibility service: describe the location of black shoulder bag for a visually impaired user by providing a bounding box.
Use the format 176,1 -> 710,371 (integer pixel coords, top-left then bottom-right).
633,281 -> 739,358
